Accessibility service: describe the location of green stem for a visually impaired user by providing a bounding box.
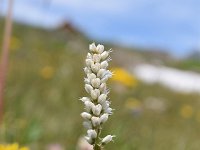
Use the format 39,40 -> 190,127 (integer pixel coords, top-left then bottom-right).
94,128 -> 102,150
94,144 -> 102,150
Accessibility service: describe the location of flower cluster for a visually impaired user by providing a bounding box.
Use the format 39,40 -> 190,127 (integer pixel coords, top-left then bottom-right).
80,43 -> 115,149
0,143 -> 29,150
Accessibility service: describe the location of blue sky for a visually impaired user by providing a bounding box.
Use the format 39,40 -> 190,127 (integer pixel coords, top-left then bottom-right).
1,0 -> 200,57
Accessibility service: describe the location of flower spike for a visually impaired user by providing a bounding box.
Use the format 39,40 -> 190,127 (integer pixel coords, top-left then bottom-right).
80,43 -> 115,149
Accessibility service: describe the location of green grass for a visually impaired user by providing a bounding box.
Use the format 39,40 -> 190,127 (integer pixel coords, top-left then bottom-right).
0,21 -> 200,150
170,59 -> 200,72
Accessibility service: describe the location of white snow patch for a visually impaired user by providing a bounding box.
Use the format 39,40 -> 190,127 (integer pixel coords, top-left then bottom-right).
133,64 -> 200,93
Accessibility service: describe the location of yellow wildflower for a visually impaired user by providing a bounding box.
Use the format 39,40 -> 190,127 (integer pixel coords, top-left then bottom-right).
180,105 -> 193,119
0,143 -> 29,150
40,66 -> 54,79
111,67 -> 137,87
19,147 -> 29,150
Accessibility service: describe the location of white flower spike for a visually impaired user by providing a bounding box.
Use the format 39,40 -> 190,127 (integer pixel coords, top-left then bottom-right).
80,43 -> 115,149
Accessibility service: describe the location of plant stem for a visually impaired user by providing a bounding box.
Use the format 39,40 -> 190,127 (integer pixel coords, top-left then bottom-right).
0,0 -> 13,123
94,128 -> 102,150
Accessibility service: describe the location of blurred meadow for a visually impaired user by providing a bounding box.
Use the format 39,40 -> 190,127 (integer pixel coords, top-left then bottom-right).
0,0 -> 200,150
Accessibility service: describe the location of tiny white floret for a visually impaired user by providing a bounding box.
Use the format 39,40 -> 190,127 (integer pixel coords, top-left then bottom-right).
93,54 -> 101,63
87,73 -> 96,81
91,78 -> 101,88
96,44 -> 104,53
81,112 -> 92,120
83,121 -> 92,129
105,107 -> 113,114
85,136 -> 93,144
102,135 -> 115,145
80,97 -> 90,103
98,94 -> 107,104
85,84 -> 93,93
87,53 -> 92,59
97,69 -> 106,78
85,59 -> 94,67
84,67 -> 91,74
91,63 -> 101,73
84,101 -> 95,112
92,104 -> 102,116
99,83 -> 107,92
101,51 -> 109,60
90,89 -> 100,100
100,113 -> 109,124
100,61 -> 108,69
87,129 -> 97,139
89,43 -> 96,52
91,116 -> 100,127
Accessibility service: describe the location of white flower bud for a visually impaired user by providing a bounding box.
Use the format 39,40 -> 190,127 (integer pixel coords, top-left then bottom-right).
101,76 -> 109,83
100,113 -> 109,124
87,129 -> 97,139
98,94 -> 107,104
84,67 -> 91,74
101,51 -> 109,60
101,71 -> 112,83
85,59 -> 94,67
84,78 -> 90,84
80,97 -> 90,103
92,104 -> 102,116
91,78 -> 101,88
105,107 -> 113,114
97,69 -> 106,78
85,136 -> 94,144
81,112 -> 92,120
91,116 -> 100,127
99,83 -> 106,91
83,121 -> 92,129
91,90 -> 97,100
102,135 -> 115,145
100,61 -> 108,69
101,101 -> 110,110
87,53 -> 92,59
105,70 -> 113,78
90,89 -> 100,100
84,101 -> 95,112
93,54 -> 101,63
87,73 -> 96,81
96,44 -> 104,53
85,84 -> 93,93
95,89 -> 100,96
91,63 -> 100,73
89,43 -> 96,52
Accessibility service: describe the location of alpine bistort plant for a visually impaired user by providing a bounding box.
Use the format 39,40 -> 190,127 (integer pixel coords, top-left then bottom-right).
80,43 -> 115,150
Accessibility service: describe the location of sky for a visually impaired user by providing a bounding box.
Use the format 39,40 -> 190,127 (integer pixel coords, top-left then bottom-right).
1,0 -> 200,57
